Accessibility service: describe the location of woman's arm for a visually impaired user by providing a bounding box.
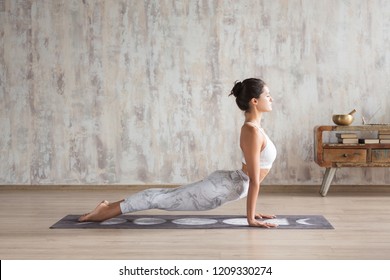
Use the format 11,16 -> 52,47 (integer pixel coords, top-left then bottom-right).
240,125 -> 277,228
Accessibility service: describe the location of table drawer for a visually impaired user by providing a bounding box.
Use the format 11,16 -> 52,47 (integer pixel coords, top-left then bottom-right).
372,149 -> 390,163
323,149 -> 367,163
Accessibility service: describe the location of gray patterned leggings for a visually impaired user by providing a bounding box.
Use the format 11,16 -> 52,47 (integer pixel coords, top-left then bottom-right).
119,170 -> 249,213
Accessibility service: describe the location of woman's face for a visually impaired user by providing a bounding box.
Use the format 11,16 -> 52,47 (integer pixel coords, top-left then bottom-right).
256,86 -> 273,112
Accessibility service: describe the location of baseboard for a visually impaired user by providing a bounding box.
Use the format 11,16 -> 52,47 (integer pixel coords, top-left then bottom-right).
261,184 -> 390,193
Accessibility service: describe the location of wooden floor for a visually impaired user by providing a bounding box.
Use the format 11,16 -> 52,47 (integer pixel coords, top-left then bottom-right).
1,185 -> 390,260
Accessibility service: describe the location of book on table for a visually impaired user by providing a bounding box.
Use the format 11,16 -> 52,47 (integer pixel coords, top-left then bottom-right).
336,133 -> 358,139
338,138 -> 359,144
358,138 -> 380,144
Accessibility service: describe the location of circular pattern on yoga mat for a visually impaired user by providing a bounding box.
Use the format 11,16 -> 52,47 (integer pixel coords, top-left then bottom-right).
172,218 -> 218,226
222,218 -> 249,226
133,217 -> 166,225
100,218 -> 128,225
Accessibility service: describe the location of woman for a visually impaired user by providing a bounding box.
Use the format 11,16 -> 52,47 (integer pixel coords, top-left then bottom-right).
79,78 -> 277,228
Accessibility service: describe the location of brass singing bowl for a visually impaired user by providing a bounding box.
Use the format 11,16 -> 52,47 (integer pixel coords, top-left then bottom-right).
332,114 -> 354,126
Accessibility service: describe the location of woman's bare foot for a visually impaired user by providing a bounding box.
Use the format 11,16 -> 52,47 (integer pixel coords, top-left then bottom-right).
78,200 -> 112,222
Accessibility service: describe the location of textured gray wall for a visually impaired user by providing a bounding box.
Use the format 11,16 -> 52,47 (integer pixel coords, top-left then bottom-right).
0,0 -> 389,185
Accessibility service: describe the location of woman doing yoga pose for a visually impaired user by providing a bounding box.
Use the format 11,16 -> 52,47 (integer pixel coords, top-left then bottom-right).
79,78 -> 277,228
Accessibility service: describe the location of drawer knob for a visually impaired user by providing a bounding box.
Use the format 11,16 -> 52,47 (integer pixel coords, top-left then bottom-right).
343,154 -> 348,157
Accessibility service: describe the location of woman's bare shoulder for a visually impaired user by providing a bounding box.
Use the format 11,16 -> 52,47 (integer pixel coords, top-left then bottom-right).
240,124 -> 265,148
241,123 -> 261,137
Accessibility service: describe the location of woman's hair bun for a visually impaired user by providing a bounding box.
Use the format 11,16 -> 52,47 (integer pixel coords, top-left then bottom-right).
230,80 -> 243,97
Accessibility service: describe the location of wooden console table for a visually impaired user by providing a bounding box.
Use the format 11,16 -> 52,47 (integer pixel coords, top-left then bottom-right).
314,125 -> 390,196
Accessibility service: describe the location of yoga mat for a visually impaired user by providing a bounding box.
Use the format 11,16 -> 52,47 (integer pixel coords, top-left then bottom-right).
50,214 -> 333,229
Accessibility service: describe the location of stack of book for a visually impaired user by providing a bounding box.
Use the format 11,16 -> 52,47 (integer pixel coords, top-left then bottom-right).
379,131 -> 390,144
336,131 -> 390,144
336,133 -> 358,144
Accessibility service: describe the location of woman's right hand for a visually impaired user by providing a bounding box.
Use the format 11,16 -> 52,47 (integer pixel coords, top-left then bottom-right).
247,218 -> 278,228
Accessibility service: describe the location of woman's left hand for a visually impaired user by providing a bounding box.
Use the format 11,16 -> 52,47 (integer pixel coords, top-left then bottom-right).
255,213 -> 276,219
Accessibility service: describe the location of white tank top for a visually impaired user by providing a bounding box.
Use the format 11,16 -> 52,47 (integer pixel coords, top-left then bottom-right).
242,123 -> 277,169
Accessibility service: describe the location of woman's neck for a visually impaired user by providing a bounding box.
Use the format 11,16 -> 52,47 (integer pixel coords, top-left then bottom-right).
245,111 -> 262,126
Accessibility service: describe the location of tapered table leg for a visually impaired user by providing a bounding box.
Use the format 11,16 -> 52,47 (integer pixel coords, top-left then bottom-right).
320,167 -> 337,197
